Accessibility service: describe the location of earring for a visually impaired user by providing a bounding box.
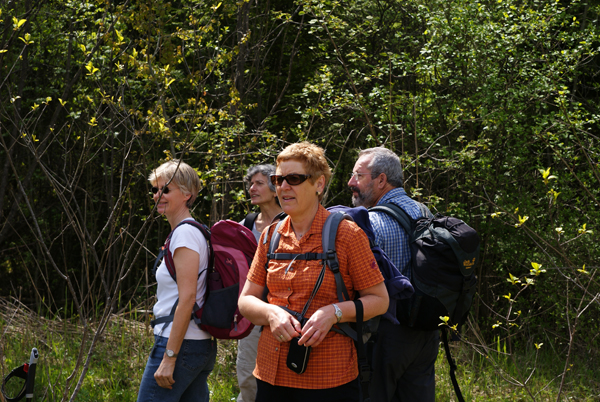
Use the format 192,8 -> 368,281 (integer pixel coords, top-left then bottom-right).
316,191 -> 321,196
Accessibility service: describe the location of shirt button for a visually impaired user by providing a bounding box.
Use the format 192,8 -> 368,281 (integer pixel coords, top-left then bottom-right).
288,287 -> 291,291
275,348 -> 278,351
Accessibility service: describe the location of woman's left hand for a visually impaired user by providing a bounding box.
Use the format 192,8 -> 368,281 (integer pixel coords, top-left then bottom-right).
154,357 -> 176,389
297,305 -> 337,347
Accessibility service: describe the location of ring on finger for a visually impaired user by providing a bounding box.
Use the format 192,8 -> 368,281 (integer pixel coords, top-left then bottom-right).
279,334 -> 284,340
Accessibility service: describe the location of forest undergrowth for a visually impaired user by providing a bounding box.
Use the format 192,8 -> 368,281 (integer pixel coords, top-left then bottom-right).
1,297 -> 598,402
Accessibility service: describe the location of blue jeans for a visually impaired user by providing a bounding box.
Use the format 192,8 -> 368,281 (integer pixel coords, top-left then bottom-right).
137,335 -> 217,402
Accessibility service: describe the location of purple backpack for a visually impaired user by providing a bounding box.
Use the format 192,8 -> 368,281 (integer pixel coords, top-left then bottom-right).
152,219 -> 257,339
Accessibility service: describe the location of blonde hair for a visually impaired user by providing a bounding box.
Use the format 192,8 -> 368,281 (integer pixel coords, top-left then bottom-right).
276,142 -> 332,201
148,160 -> 200,208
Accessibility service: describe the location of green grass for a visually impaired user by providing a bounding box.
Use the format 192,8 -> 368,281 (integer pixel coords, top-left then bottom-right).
437,338 -> 600,401
1,300 -> 599,401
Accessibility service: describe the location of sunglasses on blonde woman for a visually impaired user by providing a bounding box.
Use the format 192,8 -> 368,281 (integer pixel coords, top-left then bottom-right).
151,186 -> 171,195
270,174 -> 311,186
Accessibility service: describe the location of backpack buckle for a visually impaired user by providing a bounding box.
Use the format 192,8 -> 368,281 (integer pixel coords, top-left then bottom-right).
325,250 -> 339,272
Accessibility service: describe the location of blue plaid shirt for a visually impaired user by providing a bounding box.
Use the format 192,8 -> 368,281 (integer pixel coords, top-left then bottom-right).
368,188 -> 422,280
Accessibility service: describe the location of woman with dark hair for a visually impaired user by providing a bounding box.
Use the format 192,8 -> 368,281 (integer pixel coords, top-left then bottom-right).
240,164 -> 283,240
138,160 -> 216,402
238,142 -> 389,402
237,164 -> 283,402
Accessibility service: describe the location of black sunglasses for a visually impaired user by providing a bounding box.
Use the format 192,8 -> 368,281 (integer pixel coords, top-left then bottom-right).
151,186 -> 171,194
270,174 -> 311,186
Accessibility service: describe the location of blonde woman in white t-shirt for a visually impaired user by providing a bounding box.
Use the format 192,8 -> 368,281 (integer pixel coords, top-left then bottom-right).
138,160 -> 216,402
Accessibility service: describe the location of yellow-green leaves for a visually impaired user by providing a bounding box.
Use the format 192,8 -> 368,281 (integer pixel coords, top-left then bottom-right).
19,33 -> 34,45
12,17 -> 26,30
79,43 -> 90,56
515,215 -> 529,228
523,277 -> 535,286
539,167 -> 557,185
438,316 -> 457,331
85,61 -> 100,76
114,29 -> 125,45
577,265 -> 589,275
507,273 -> 521,285
578,224 -> 593,235
530,262 -> 546,276
548,188 -> 560,203
508,267 -> 538,288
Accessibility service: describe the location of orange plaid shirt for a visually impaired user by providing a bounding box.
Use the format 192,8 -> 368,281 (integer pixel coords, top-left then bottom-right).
247,205 -> 384,389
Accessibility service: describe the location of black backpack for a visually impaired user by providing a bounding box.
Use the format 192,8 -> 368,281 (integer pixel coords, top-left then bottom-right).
369,202 -> 480,402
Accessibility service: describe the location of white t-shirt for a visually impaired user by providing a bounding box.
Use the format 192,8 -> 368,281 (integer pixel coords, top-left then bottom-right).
153,219 -> 212,340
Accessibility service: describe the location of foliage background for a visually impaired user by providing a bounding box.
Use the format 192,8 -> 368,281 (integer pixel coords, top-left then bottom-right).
1,0 -> 599,400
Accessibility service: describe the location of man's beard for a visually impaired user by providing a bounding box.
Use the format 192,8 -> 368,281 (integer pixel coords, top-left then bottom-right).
350,183 -> 376,208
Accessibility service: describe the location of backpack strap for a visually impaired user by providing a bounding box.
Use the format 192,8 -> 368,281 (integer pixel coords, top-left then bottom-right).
441,327 -> 465,402
321,212 -> 351,303
368,203 -> 414,236
243,212 -> 259,230
279,262 -> 328,326
150,298 -> 179,330
272,211 -> 288,223
354,299 -> 371,402
153,220 -> 212,282
150,220 -> 211,331
321,212 -> 363,342
264,217 -> 328,272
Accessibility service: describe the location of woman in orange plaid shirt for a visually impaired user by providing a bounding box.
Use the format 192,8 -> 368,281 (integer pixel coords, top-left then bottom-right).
239,142 -> 389,402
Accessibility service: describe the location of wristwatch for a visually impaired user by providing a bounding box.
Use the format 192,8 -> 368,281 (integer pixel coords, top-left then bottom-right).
333,303 -> 342,324
165,349 -> 178,358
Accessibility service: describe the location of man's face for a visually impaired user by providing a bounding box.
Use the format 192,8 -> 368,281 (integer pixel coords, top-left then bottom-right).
348,155 -> 378,208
